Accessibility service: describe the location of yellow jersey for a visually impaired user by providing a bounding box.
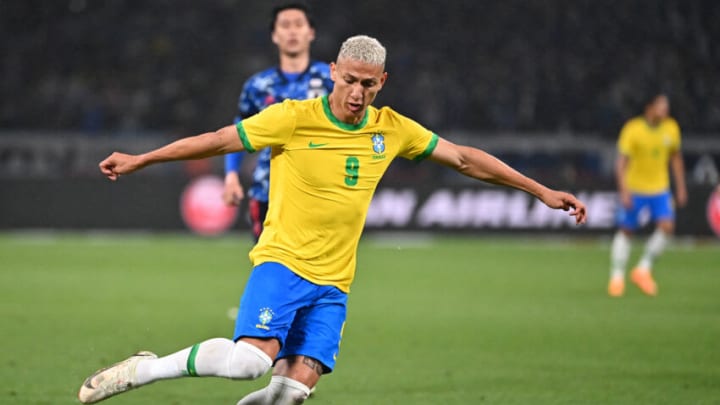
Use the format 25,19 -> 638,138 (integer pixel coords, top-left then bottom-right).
617,116 -> 681,194
236,95 -> 438,292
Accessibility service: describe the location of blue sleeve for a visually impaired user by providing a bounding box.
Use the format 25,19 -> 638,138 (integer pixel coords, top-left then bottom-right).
225,79 -> 261,174
225,152 -> 244,174
226,111 -> 246,174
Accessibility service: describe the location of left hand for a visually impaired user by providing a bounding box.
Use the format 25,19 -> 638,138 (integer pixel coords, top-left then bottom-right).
540,190 -> 587,225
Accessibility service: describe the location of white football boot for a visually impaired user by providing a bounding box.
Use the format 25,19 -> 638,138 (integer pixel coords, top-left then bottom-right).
78,351 -> 157,403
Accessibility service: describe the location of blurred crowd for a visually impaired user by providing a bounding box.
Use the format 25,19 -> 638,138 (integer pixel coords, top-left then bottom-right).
2,0 -> 718,136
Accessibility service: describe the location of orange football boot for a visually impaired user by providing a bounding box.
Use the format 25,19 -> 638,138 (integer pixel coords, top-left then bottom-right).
608,276 -> 625,297
631,268 -> 657,296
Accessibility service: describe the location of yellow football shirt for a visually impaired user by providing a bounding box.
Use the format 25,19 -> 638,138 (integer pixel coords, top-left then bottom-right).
617,116 -> 681,194
236,95 -> 438,292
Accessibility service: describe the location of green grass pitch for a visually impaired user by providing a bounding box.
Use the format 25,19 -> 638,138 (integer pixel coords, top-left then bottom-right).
1,233 -> 718,404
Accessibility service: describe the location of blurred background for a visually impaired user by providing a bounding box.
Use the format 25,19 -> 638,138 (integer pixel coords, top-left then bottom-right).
1,0 -> 719,236
3,4 -> 719,404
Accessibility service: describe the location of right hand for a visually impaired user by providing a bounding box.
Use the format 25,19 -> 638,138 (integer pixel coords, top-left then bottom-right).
223,172 -> 245,206
99,152 -> 146,181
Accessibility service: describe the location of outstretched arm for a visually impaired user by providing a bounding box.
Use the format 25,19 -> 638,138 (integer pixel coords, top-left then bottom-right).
615,154 -> 632,209
99,124 -> 244,181
428,137 -> 587,224
670,150 -> 687,207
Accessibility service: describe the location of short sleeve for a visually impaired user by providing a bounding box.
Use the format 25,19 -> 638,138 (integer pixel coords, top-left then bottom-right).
397,115 -> 439,161
617,121 -> 634,156
669,118 -> 682,152
236,100 -> 297,153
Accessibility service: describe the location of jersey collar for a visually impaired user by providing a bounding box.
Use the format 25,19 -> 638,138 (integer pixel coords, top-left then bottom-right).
642,117 -> 662,130
321,95 -> 369,131
275,60 -> 316,83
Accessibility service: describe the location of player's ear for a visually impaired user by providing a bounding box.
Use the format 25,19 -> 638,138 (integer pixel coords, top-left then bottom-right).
308,27 -> 316,42
379,72 -> 388,88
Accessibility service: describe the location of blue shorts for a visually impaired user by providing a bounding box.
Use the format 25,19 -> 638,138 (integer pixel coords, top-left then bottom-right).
617,191 -> 674,230
233,262 -> 347,373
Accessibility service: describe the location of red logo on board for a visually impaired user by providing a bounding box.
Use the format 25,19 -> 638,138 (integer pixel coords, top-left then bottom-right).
180,176 -> 237,236
707,189 -> 720,237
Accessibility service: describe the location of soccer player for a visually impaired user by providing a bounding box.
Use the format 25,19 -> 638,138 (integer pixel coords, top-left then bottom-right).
608,93 -> 687,297
80,35 -> 587,404
223,3 -> 333,242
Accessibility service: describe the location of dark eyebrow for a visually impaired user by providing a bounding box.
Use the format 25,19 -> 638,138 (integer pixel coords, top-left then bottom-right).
343,74 -> 378,85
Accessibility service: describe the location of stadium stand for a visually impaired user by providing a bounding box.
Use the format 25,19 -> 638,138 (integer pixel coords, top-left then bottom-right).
1,0 -> 718,135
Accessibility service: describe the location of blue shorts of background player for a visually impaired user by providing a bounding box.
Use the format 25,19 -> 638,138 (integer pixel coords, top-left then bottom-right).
617,190 -> 674,231
233,262 -> 347,373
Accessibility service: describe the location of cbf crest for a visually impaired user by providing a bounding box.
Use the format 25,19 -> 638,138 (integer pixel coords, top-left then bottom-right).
255,307 -> 274,331
663,133 -> 672,146
371,133 -> 386,157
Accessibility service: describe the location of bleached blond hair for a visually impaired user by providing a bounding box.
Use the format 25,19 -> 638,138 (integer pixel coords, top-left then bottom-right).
337,35 -> 386,67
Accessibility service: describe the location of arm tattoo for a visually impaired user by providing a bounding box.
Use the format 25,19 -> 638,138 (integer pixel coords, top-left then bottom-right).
302,357 -> 324,376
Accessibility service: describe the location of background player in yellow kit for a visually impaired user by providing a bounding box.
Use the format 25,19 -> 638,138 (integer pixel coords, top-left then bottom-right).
79,35 -> 587,405
608,93 -> 687,297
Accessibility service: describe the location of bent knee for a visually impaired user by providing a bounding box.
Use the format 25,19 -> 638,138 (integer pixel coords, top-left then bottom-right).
657,220 -> 675,234
227,341 -> 273,380
233,359 -> 270,380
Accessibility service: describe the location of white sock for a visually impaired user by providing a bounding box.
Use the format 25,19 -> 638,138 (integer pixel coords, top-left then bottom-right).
237,376 -> 311,405
135,338 -> 272,386
637,229 -> 669,271
134,346 -> 191,385
610,231 -> 631,278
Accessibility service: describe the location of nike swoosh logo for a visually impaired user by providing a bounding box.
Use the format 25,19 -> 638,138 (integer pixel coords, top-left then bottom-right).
308,142 -> 328,148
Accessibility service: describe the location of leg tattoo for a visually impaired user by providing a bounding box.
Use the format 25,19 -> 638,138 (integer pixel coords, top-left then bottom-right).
301,357 -> 324,376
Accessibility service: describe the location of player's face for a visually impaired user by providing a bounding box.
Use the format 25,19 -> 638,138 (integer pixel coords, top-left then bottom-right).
272,9 -> 315,57
646,95 -> 669,123
653,95 -> 669,120
329,58 -> 387,124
